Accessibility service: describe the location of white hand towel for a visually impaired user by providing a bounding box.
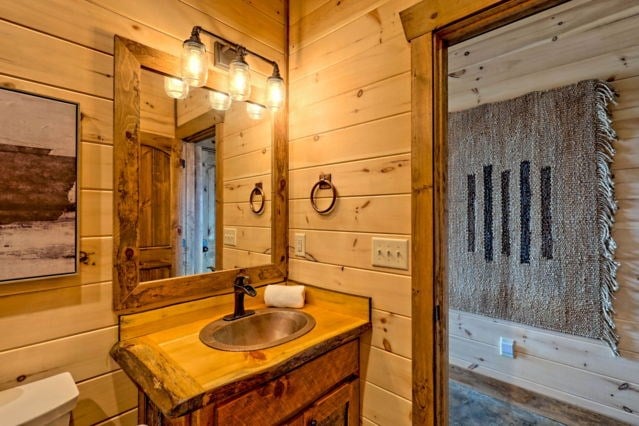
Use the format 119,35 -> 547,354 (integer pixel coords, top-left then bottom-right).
264,285 -> 305,308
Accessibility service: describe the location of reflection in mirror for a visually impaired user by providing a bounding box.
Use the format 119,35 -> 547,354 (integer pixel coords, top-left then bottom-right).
113,36 -> 286,313
221,101 -> 273,270
138,69 -> 273,282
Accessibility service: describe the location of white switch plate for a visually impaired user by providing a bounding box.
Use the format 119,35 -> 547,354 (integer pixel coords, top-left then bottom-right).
371,237 -> 409,270
499,337 -> 515,358
223,228 -> 237,246
294,233 -> 306,257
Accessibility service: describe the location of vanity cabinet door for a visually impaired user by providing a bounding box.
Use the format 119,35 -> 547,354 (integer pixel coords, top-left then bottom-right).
215,340 -> 358,425
301,379 -> 359,426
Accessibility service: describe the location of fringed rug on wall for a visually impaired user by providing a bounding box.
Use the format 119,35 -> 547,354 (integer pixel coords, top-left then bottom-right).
447,79 -> 620,354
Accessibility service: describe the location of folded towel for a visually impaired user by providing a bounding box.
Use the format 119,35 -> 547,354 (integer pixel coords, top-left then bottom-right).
264,284 -> 305,308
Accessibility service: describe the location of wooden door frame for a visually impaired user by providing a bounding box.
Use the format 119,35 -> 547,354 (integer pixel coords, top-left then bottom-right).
399,1 -> 567,424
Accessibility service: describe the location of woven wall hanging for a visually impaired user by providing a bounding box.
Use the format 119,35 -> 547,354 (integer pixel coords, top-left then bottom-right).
447,79 -> 620,354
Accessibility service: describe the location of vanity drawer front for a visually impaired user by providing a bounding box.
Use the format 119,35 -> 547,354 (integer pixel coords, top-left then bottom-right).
215,340 -> 359,425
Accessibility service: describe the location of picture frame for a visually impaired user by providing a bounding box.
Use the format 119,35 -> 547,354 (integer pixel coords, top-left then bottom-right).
0,86 -> 79,283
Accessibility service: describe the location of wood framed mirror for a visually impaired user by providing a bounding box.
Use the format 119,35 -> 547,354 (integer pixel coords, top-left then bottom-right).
113,36 -> 287,313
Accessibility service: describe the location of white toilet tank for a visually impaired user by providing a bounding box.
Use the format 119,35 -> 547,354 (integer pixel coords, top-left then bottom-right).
0,372 -> 79,426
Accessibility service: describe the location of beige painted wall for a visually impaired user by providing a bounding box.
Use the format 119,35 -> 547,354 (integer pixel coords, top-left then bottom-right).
448,0 -> 639,423
0,1 -> 284,424
288,1 -> 419,424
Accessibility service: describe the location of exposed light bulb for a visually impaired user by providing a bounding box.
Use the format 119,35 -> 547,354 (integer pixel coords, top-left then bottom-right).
164,77 -> 189,100
266,70 -> 284,111
246,101 -> 266,120
209,90 -> 232,111
181,39 -> 208,87
228,48 -> 251,101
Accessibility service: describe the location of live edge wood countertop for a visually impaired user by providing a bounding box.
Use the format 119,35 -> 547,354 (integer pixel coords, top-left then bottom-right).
110,284 -> 371,418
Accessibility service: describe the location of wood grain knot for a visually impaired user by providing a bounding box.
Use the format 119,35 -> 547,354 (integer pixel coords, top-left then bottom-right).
273,379 -> 286,398
382,338 -> 392,352
249,351 -> 266,360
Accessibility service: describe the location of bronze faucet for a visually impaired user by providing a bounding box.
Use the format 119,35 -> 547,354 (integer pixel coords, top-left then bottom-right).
223,274 -> 257,321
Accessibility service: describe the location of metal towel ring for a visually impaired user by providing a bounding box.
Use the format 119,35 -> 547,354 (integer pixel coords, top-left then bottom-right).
249,182 -> 266,215
310,174 -> 337,215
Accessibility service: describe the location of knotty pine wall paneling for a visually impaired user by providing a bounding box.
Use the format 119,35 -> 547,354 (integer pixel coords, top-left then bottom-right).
289,1 -> 420,424
447,1 -> 639,423
0,1 -> 284,424
222,100 -> 273,269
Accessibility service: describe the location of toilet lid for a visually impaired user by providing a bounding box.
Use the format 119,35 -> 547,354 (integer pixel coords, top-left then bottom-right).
0,372 -> 79,425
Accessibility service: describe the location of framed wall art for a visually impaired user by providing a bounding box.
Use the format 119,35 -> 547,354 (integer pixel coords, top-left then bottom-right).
0,87 -> 79,282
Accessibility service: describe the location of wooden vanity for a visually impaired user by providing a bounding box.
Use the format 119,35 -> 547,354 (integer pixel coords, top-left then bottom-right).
111,285 -> 371,425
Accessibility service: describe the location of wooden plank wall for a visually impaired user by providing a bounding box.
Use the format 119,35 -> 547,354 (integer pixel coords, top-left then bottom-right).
0,1 -> 284,425
447,0 -> 639,423
222,101 -> 273,269
288,1 -> 420,424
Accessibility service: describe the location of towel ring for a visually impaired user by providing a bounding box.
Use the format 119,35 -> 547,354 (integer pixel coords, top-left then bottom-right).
249,182 -> 266,215
310,174 -> 337,215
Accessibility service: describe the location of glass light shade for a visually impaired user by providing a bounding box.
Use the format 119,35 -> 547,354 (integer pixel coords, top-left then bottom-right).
209,90 -> 232,111
265,75 -> 285,111
246,101 -> 266,120
181,40 -> 208,87
228,60 -> 251,101
164,77 -> 190,100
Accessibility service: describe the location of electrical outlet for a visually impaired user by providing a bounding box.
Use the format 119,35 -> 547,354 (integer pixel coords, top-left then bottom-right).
223,228 -> 237,246
294,233 -> 306,257
371,237 -> 409,270
499,337 -> 515,358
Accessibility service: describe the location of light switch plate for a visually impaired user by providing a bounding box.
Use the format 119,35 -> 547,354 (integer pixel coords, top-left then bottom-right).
499,337 -> 515,358
371,237 -> 409,270
223,228 -> 237,246
294,233 -> 306,257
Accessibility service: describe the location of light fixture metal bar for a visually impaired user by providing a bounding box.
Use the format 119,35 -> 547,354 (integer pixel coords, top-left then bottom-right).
194,26 -> 279,69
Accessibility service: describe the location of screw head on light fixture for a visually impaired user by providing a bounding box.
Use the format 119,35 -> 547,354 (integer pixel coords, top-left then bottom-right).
164,76 -> 190,100
181,28 -> 208,87
228,47 -> 251,101
246,101 -> 266,120
266,64 -> 285,111
209,90 -> 232,111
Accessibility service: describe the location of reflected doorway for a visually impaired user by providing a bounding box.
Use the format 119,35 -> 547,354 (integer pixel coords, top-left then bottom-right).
180,135 -> 217,275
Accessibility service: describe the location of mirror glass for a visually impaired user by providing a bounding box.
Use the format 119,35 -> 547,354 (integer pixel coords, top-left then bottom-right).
113,36 -> 286,313
137,69 -> 272,282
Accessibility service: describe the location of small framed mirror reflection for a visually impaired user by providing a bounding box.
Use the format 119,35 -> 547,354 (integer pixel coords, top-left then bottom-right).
113,36 -> 287,313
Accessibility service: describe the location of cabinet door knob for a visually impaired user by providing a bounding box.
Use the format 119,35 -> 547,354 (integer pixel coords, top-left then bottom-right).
309,420 -> 318,426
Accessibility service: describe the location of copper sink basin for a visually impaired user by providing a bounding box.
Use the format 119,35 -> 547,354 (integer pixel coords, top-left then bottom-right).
199,308 -> 316,351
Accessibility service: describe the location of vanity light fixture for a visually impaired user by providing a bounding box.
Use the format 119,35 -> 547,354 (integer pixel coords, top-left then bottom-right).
181,28 -> 208,87
171,26 -> 285,112
164,76 -> 190,99
228,47 -> 251,101
265,64 -> 284,111
209,90 -> 232,111
246,101 -> 266,120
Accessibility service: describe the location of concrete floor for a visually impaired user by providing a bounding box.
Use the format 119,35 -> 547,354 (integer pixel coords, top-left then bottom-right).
449,381 -> 565,426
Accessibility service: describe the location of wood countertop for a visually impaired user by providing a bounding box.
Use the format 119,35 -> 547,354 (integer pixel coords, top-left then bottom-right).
110,284 -> 371,417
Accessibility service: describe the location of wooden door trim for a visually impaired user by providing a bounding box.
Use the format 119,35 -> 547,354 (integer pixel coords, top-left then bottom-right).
400,1 -> 568,424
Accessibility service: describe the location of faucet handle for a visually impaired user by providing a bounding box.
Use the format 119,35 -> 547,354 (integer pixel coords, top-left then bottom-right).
234,274 -> 250,286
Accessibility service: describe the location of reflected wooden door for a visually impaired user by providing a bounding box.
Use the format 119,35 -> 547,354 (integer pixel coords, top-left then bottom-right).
139,132 -> 179,282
